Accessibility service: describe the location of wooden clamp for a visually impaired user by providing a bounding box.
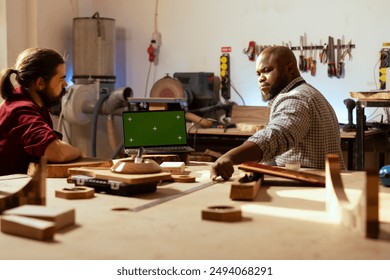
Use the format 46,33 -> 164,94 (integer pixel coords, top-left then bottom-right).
325,154 -> 379,238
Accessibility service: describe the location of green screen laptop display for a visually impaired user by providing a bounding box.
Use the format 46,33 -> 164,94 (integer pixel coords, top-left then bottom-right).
122,110 -> 188,148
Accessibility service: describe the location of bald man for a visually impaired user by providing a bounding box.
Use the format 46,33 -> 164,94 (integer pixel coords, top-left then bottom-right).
211,46 -> 344,180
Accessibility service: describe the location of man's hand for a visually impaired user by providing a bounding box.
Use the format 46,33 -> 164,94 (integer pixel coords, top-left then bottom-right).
210,156 -> 235,181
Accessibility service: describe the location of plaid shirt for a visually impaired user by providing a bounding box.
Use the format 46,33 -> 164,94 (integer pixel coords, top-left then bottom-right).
247,77 -> 344,169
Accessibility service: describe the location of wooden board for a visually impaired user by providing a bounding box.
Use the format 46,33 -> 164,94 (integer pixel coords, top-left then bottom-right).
350,90 -> 390,100
231,105 -> 269,125
3,205 -> 75,230
238,162 -> 326,187
1,215 -> 55,241
68,167 -> 172,185
27,158 -> 113,178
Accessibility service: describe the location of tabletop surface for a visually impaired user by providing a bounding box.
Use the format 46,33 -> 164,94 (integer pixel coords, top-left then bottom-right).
1,162 -> 390,260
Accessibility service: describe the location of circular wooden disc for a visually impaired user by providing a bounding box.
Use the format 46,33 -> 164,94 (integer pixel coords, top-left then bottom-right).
171,175 -> 196,183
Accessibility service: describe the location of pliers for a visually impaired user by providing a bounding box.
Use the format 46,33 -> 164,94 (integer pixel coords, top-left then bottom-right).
341,41 -> 353,62
320,43 -> 328,64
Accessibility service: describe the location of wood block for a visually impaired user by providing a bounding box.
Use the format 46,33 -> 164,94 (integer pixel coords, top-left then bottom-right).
3,205 -> 75,230
230,174 -> 263,200
160,162 -> 185,175
1,215 -> 55,241
202,206 -> 242,222
325,154 -> 379,238
55,187 -> 95,199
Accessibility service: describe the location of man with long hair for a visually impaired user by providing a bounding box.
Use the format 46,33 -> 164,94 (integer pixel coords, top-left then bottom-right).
0,48 -> 85,175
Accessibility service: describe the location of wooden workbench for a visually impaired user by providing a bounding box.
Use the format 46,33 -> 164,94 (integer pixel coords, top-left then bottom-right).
1,162 -> 390,260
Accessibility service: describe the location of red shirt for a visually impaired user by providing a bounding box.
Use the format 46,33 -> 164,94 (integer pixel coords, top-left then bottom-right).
0,88 -> 58,175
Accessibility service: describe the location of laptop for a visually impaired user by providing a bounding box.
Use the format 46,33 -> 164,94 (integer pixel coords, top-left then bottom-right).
122,110 -> 195,155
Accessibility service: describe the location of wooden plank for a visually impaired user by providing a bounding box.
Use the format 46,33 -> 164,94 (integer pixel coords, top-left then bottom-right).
238,162 -> 326,187
350,90 -> 390,100
68,167 -> 172,185
27,158 -> 113,178
325,154 -> 379,238
1,215 -> 55,241
231,105 -> 269,133
3,205 -> 75,230
231,105 -> 269,124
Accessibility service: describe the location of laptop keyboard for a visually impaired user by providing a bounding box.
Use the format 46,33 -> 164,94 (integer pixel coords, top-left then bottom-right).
125,146 -> 194,155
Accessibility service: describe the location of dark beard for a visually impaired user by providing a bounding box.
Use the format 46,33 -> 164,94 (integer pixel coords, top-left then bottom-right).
37,87 -> 65,108
262,74 -> 289,102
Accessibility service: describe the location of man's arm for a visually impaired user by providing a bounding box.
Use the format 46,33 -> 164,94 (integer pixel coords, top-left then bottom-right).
211,141 -> 262,180
44,139 -> 85,163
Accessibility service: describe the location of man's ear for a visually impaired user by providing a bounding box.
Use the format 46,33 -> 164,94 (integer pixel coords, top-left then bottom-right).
286,62 -> 295,74
35,77 -> 46,91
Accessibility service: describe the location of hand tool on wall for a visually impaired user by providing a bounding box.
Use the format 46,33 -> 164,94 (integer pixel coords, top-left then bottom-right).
327,36 -> 336,77
299,36 -> 305,71
311,45 -> 317,76
307,44 -> 313,71
339,40 -> 353,78
320,42 -> 328,64
342,40 -> 353,62
243,41 -> 256,61
336,38 -> 343,78
304,33 -> 310,71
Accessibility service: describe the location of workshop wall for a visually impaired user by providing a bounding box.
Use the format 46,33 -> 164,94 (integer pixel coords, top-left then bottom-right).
1,0 -> 390,158
91,0 -> 390,124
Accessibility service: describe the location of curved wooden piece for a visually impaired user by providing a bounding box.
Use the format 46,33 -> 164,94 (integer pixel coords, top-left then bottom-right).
0,158 -> 46,213
325,154 -> 379,238
111,158 -> 162,174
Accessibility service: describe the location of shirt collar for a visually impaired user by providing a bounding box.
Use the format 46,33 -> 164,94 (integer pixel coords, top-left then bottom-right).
268,76 -> 306,106
280,76 -> 306,94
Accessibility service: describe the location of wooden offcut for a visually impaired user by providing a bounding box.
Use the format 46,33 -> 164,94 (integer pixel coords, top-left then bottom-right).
1,215 -> 55,241
160,162 -> 185,175
325,154 -> 379,239
55,187 -> 95,200
3,205 -> 75,230
230,174 -> 263,201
